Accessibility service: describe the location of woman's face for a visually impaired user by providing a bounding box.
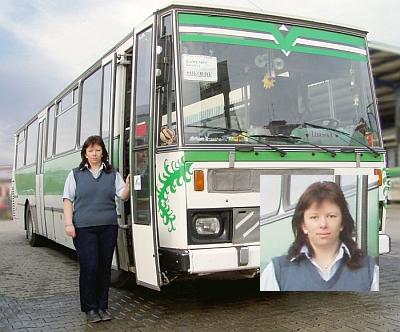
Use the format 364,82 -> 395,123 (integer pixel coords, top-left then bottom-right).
302,200 -> 343,250
85,144 -> 103,166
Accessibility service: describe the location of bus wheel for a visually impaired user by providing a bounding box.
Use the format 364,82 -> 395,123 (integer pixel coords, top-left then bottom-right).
110,270 -> 132,288
26,209 -> 41,247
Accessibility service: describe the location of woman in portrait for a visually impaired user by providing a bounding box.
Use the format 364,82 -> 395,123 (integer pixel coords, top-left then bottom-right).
260,181 -> 378,291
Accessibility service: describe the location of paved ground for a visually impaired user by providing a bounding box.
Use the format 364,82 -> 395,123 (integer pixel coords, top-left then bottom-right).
0,204 -> 400,331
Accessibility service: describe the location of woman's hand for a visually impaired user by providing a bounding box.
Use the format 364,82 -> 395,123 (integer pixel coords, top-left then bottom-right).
63,198 -> 75,237
65,224 -> 76,238
120,174 -> 131,201
125,174 -> 131,190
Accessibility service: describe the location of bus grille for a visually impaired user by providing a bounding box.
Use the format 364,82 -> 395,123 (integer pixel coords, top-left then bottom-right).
232,207 -> 260,244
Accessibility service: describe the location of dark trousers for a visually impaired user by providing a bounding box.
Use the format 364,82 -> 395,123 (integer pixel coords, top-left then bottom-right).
73,224 -> 118,313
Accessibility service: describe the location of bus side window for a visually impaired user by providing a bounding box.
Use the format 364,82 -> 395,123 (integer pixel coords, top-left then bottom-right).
80,68 -> 102,145
55,91 -> 78,154
26,120 -> 39,165
157,14 -> 177,146
101,63 -> 112,139
46,105 -> 55,158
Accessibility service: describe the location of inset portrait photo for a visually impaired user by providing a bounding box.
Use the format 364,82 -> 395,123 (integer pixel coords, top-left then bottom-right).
259,174 -> 379,291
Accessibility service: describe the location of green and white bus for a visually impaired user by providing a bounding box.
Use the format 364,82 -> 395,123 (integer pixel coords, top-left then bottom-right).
13,2 -> 389,290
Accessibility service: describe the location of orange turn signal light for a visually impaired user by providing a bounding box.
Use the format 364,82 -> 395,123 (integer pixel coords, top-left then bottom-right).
194,170 -> 204,191
374,169 -> 383,186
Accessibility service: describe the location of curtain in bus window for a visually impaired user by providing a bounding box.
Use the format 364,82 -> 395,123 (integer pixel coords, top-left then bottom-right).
81,68 -> 102,144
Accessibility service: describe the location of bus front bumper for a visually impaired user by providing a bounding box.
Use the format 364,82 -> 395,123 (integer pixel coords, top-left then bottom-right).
159,245 -> 259,274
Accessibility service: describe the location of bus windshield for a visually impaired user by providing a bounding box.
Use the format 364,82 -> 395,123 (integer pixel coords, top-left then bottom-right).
178,13 -> 381,147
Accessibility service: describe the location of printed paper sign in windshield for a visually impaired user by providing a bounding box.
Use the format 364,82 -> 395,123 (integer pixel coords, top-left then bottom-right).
182,54 -> 218,82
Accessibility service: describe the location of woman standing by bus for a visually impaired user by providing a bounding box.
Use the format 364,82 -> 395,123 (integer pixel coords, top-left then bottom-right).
63,135 -> 130,323
260,181 -> 379,291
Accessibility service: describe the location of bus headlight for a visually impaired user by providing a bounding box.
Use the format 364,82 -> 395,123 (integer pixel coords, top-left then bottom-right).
188,210 -> 232,244
195,217 -> 221,235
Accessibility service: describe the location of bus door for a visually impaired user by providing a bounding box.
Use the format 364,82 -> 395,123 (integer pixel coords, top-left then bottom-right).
35,116 -> 47,236
113,49 -> 136,272
130,17 -> 161,290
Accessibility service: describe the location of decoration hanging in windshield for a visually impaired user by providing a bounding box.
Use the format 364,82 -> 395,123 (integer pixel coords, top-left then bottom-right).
262,73 -> 275,90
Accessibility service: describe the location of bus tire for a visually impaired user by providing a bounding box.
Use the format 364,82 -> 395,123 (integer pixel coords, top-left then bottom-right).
110,270 -> 132,288
26,208 -> 41,247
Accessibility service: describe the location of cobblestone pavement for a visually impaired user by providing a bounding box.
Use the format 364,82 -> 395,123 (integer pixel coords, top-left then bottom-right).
1,205 -> 399,331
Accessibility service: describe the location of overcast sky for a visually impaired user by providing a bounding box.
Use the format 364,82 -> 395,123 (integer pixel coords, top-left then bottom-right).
0,0 -> 399,165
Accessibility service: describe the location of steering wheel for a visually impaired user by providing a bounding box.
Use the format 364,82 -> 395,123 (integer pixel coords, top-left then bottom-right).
199,128 -> 227,141
309,118 -> 340,128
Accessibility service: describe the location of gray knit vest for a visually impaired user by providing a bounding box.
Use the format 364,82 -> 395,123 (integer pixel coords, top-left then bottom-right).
272,254 -> 375,291
72,167 -> 117,228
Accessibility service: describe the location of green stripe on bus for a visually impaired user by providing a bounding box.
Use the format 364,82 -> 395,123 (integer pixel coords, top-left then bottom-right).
283,26 -> 365,48
15,166 -> 36,195
43,151 -> 81,195
184,150 -> 383,162
180,34 -> 367,62
178,13 -> 365,48
293,45 -> 366,62
184,150 -> 230,162
387,167 -> 400,178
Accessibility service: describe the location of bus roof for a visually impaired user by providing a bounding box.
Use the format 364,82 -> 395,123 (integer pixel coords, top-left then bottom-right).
159,1 -> 368,35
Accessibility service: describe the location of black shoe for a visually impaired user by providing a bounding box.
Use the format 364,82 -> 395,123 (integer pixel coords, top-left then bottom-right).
86,309 -> 101,323
98,309 -> 112,321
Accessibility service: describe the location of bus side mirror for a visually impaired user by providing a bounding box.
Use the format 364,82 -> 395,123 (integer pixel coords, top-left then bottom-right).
156,35 -> 172,87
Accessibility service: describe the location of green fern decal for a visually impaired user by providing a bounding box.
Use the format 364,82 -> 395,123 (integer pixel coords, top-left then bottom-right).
156,157 -> 193,232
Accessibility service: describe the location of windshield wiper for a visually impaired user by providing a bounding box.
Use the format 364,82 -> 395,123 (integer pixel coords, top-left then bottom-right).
186,125 -> 287,156
249,134 -> 337,157
302,122 -> 380,157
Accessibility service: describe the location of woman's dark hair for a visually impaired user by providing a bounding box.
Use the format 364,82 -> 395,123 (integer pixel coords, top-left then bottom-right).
288,181 -> 364,269
79,135 -> 112,173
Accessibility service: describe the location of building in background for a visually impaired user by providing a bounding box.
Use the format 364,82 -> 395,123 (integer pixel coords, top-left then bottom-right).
0,165 -> 12,219
370,42 -> 400,201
